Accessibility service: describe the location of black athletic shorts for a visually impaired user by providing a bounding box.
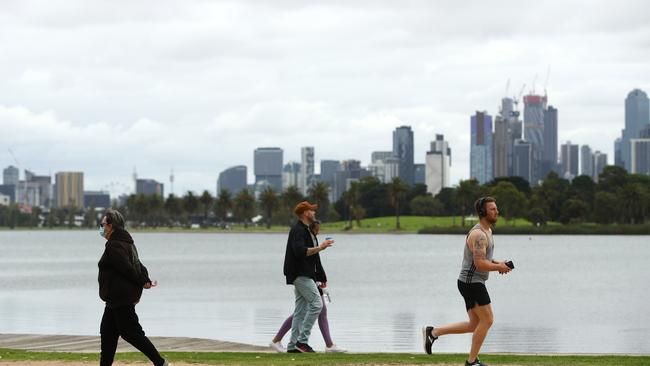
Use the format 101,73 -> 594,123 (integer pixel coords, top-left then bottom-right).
457,280 -> 491,310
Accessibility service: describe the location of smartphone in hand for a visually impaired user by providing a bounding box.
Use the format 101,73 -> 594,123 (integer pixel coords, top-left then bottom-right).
505,260 -> 515,269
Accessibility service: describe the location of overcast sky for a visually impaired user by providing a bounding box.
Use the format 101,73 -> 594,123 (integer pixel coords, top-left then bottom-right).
1,0 -> 649,197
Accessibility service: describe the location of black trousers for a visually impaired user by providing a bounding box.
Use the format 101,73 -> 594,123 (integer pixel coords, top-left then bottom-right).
100,304 -> 165,366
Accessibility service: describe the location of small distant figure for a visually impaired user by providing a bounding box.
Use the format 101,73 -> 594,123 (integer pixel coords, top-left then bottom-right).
282,201 -> 334,353
270,220 -> 346,353
97,209 -> 168,366
422,197 -> 513,366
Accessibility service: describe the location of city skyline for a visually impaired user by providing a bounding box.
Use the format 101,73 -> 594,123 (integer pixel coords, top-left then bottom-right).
1,1 -> 648,196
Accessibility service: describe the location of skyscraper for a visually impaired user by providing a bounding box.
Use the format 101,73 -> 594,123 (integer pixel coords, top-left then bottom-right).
369,151 -> 399,183
493,115 -> 508,178
513,140 -> 532,183
300,147 -> 314,194
630,138 -> 650,175
470,111 -> 493,184
425,134 -> 451,195
3,165 -> 19,186
592,151 -> 608,182
622,89 -> 650,171
614,137 -> 623,167
523,94 -> 548,184
217,165 -> 247,195
55,172 -> 84,208
254,147 -> 283,192
560,142 -> 579,180
581,145 -> 593,178
493,97 -> 521,178
393,126 -> 414,185
320,160 -> 341,202
542,105 -> 559,178
282,162 -> 301,189
332,160 -> 370,201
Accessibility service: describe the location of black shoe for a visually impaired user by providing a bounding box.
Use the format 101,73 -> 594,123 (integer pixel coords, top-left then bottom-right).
422,326 -> 437,354
465,358 -> 487,366
295,342 -> 315,353
287,349 -> 301,353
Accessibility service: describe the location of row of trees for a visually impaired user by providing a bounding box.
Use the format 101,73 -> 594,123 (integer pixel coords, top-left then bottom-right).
1,166 -> 648,229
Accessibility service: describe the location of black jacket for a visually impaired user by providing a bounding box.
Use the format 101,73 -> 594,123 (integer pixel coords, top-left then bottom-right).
283,221 -> 327,284
98,228 -> 151,307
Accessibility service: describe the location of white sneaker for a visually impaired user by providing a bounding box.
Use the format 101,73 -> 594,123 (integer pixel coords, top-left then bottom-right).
325,344 -> 347,353
269,341 -> 286,353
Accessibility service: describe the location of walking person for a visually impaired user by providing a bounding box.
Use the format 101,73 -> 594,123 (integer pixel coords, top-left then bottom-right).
97,209 -> 168,366
422,197 -> 512,366
270,220 -> 346,353
282,201 -> 334,353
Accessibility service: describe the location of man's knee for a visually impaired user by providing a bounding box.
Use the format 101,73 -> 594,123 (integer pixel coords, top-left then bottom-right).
480,314 -> 494,328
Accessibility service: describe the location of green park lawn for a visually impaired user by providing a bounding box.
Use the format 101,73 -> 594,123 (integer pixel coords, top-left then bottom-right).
0,349 -> 648,366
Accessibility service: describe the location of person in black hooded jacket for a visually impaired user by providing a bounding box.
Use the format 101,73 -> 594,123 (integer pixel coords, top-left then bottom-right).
97,209 -> 167,366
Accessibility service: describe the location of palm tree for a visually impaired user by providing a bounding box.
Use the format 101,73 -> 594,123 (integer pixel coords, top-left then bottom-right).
214,189 -> 232,225
199,190 -> 214,227
281,185 -> 304,224
234,188 -> 256,228
387,177 -> 407,230
345,181 -> 360,229
259,186 -> 279,229
308,181 -> 330,221
183,191 -> 199,227
164,193 -> 183,227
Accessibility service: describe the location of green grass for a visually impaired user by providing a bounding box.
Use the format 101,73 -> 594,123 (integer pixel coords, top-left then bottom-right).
321,216 -> 532,233
0,349 -> 649,365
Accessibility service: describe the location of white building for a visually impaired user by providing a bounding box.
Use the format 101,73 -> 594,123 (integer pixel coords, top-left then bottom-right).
425,134 -> 451,195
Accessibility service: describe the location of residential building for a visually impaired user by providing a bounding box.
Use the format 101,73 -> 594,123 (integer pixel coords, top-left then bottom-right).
55,172 -> 84,208
136,179 -> 164,197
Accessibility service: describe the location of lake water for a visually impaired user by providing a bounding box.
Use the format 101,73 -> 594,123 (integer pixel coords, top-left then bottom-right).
0,230 -> 648,354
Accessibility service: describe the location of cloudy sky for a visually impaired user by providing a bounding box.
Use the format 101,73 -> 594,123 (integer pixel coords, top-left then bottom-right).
1,0 -> 649,197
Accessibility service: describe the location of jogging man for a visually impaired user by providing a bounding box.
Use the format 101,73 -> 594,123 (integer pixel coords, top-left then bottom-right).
423,196 -> 512,366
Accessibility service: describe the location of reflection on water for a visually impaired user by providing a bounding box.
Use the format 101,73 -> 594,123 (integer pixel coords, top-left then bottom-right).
0,231 -> 648,354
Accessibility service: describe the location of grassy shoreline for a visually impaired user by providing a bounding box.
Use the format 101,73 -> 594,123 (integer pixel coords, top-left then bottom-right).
1,216 -> 649,235
1,349 -> 649,366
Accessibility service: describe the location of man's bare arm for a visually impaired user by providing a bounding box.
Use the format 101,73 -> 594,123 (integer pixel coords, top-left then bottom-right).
468,231 -> 509,272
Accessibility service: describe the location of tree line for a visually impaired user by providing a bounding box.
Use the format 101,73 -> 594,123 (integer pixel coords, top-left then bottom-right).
0,165 -> 648,229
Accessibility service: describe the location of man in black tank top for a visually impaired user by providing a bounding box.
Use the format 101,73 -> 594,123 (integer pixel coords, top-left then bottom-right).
422,197 -> 512,366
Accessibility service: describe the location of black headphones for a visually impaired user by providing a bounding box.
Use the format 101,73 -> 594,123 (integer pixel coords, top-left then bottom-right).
475,197 -> 488,217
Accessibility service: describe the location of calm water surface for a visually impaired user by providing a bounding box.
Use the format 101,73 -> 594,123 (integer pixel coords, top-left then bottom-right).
0,230 -> 648,354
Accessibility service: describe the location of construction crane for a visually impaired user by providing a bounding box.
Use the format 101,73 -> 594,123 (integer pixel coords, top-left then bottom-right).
544,65 -> 551,97
513,83 -> 527,108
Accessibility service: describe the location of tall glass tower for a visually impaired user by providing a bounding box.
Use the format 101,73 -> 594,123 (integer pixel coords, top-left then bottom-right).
622,89 -> 650,171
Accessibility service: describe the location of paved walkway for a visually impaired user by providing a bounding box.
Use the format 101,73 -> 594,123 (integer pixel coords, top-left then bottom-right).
0,334 -> 268,353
